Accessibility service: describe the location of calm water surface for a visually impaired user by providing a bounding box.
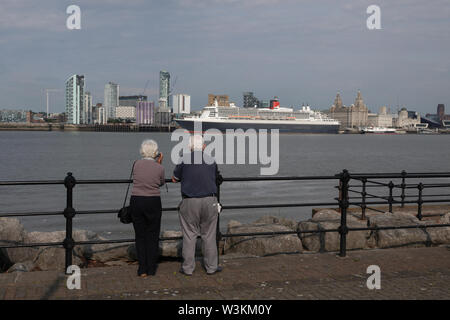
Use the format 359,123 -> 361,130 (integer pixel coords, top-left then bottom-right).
1,131 -> 449,239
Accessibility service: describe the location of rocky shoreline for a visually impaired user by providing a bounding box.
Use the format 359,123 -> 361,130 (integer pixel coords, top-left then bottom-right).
1,209 -> 449,273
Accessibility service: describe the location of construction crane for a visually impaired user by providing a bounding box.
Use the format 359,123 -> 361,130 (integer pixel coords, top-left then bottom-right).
44,89 -> 61,118
140,80 -> 150,101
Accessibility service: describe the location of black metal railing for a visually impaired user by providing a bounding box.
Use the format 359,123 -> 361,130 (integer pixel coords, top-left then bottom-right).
1,170 -> 450,273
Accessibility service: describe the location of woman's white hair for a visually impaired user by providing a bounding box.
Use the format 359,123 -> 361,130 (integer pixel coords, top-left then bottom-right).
140,139 -> 159,158
189,134 -> 204,151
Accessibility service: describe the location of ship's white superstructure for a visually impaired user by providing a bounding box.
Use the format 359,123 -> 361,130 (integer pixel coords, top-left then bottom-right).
175,99 -> 340,133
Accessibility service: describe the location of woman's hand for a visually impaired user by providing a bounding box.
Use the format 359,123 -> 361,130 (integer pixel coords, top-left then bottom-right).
157,152 -> 163,164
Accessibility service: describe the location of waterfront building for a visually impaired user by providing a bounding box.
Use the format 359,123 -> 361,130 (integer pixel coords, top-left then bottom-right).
136,101 -> 155,125
368,113 -> 394,127
208,94 -> 230,107
328,91 -> 369,129
115,106 -> 136,120
394,108 -> 421,128
243,92 -> 260,108
104,82 -> 119,121
97,107 -> 107,125
172,94 -> 191,114
159,71 -> 170,109
119,95 -> 147,107
65,74 -> 85,125
437,104 -> 445,121
155,107 -> 171,126
0,109 -> 27,122
425,104 -> 450,124
83,92 -> 92,124
366,106 -> 394,127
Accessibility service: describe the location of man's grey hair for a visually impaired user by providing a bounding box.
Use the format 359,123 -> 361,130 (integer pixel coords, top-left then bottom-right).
140,139 -> 159,158
189,134 -> 204,151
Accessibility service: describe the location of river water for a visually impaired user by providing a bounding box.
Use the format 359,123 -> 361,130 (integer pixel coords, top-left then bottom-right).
1,131 -> 449,239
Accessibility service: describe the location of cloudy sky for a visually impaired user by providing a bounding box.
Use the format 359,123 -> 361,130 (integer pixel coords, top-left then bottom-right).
0,0 -> 449,114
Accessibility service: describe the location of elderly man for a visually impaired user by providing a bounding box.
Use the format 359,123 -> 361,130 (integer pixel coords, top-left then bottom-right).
172,135 -> 222,276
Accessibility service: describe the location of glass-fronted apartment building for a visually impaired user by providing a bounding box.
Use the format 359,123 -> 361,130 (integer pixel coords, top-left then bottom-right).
65,74 -> 85,124
104,82 -> 119,120
159,71 -> 170,109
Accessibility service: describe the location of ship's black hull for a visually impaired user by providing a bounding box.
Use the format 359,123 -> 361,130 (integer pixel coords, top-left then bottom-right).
175,120 -> 340,134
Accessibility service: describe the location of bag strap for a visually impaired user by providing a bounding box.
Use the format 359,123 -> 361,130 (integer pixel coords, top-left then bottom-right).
122,160 -> 137,208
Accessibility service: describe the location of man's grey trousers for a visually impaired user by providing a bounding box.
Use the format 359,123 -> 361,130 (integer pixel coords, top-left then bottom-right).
178,196 -> 219,274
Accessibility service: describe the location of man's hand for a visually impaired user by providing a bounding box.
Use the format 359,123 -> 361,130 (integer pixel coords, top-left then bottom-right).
171,176 -> 179,183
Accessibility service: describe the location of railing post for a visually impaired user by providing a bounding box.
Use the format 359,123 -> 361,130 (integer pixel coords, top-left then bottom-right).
417,183 -> 423,221
216,170 -> 224,265
338,169 -> 350,257
388,181 -> 394,213
361,178 -> 367,220
400,170 -> 406,208
63,172 -> 76,274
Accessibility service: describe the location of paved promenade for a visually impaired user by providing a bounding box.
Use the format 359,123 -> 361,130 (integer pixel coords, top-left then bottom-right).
0,246 -> 449,300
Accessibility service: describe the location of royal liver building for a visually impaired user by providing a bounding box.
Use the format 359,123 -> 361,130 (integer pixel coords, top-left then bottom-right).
328,91 -> 369,129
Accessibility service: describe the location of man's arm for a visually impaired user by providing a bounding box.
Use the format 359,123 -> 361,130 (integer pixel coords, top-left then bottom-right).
172,162 -> 183,183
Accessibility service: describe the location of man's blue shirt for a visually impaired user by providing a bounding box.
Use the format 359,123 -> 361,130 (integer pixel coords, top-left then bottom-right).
173,151 -> 218,198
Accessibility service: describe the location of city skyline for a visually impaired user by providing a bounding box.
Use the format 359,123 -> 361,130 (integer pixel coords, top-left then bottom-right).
0,0 -> 449,113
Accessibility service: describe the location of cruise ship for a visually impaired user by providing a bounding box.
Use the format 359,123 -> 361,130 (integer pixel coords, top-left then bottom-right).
175,100 -> 340,133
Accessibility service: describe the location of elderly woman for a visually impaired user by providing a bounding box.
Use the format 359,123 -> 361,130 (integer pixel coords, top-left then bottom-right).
130,139 -> 165,277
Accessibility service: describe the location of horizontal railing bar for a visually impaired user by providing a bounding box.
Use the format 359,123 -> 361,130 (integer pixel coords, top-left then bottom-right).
2,176 -> 450,187
0,207 -> 181,217
421,184 -> 450,188
222,202 -> 338,210
350,198 -> 450,206
0,202 -> 342,217
3,196 -> 449,218
350,171 -> 450,176
76,207 -> 180,214
0,181 -> 65,186
0,242 -> 63,248
348,224 -> 450,231
222,176 -> 338,181
0,211 -> 63,217
0,176 -> 340,186
350,173 -> 450,179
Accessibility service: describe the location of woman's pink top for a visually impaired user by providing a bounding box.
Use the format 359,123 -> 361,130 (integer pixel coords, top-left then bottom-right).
131,159 -> 165,197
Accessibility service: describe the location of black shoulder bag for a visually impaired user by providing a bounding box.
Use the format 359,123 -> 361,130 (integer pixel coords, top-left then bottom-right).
118,161 -> 136,224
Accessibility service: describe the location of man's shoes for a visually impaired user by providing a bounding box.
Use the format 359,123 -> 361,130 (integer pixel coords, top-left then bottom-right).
179,268 -> 192,276
206,266 -> 223,275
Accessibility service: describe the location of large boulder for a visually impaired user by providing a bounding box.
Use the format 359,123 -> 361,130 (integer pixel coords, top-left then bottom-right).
367,212 -> 429,248
23,230 -> 98,270
84,242 -> 132,263
0,218 -> 28,264
298,216 -> 372,252
311,209 -> 342,222
159,230 -> 182,257
6,260 -> 35,273
128,230 -> 202,260
422,212 -> 450,245
254,216 -> 297,231
224,220 -> 302,256
33,247 -> 82,271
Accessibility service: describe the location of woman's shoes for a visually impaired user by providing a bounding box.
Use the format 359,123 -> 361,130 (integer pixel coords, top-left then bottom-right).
139,273 -> 148,278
